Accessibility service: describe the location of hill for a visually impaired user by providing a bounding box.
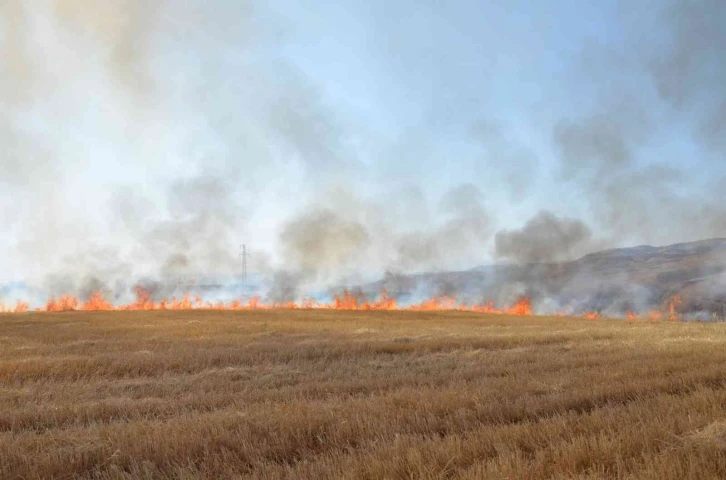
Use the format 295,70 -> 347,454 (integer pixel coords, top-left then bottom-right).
364,238 -> 726,316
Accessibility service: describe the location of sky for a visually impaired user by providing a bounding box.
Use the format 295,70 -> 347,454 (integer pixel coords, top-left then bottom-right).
1,0 -> 725,298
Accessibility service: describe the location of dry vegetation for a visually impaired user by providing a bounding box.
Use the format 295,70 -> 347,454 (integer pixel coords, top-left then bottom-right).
2,310 -> 726,479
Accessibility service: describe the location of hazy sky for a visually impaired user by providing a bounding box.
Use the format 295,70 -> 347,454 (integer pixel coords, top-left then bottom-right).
1,0 -> 725,292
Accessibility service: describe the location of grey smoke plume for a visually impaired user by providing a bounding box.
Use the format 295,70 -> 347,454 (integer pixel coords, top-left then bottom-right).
273,183 -> 493,295
0,0 -> 359,293
137,173 -> 248,278
551,0 -> 726,247
394,183 -> 492,271
470,121 -> 538,201
51,0 -> 161,94
554,102 -> 650,178
651,0 -> 726,151
1,0 -> 726,314
265,271 -> 304,304
280,209 -> 371,279
495,211 -> 592,263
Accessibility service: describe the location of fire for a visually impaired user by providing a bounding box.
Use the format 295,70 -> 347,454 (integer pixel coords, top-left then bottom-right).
122,285 -> 156,311
668,295 -> 682,322
1,288 -> 688,323
0,301 -> 29,313
466,297 -> 532,315
506,298 -> 533,316
333,290 -> 362,310
82,291 -> 114,311
15,287 -> 534,316
45,295 -> 79,312
409,296 -> 457,311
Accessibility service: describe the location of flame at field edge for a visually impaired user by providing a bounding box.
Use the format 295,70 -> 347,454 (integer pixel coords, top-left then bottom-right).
0,288 -> 685,322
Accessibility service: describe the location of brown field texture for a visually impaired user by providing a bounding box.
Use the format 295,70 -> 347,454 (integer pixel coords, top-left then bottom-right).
2,311 -> 726,479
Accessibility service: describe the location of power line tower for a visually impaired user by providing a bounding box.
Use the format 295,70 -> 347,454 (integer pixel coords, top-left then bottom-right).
239,244 -> 251,285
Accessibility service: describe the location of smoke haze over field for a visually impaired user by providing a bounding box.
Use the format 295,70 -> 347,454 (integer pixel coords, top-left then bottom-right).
1,0 -> 725,305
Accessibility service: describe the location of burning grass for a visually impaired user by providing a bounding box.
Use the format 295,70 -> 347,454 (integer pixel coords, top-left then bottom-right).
0,288 -> 687,322
1,310 -> 726,478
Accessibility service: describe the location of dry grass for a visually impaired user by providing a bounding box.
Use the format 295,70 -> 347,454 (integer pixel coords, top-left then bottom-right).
2,310 -> 726,479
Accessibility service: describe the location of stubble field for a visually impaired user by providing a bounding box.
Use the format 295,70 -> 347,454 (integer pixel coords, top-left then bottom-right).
2,310 -> 726,479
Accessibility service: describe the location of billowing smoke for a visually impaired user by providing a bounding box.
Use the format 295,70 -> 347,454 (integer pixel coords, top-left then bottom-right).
265,271 -> 303,304
495,211 -> 592,263
271,183 -> 492,295
280,209 -> 371,279
550,0 -> 726,247
0,0 -> 334,300
651,0 -> 726,151
1,0 -> 725,316
394,183 -> 491,271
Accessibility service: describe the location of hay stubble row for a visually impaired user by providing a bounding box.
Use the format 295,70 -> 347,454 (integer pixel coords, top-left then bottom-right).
1,310 -> 726,479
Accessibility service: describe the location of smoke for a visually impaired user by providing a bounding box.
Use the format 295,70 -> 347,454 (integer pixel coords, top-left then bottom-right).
0,0 -> 352,292
280,209 -> 371,279
554,102 -> 650,179
394,183 -> 491,271
271,183 -> 492,296
551,0 -> 726,246
1,0 -> 725,315
651,0 -> 726,151
136,172 -> 248,279
495,211 -> 593,263
266,67 -> 362,172
470,121 -> 538,202
51,0 -> 161,94
265,271 -> 304,304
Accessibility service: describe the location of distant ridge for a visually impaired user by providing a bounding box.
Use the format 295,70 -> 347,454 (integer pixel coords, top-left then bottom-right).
364,238 -> 726,315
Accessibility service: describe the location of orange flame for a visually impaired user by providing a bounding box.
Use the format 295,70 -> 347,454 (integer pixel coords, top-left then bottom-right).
668,295 -> 682,322
45,295 -> 79,312
21,287 -> 535,316
5,287 -> 692,324
82,291 -> 114,311
409,296 -> 457,311
506,297 -> 533,316
0,301 -> 29,313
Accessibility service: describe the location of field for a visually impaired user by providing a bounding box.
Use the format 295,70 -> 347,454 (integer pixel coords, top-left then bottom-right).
2,311 -> 726,479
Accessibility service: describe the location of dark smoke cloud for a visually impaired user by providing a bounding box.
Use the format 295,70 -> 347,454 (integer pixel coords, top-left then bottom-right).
43,246 -> 133,300
551,0 -> 726,246
651,0 -> 726,151
279,208 -> 371,278
106,171 -> 252,291
148,173 -> 246,272
553,102 -> 650,177
495,211 -> 593,263
269,183 -> 492,297
394,183 -> 492,271
265,271 -> 304,304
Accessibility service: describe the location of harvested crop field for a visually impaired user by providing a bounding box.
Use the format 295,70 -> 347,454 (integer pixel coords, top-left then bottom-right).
2,310 -> 726,479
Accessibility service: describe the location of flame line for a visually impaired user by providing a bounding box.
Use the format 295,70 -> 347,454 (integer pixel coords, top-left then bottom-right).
0,289 -> 684,321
